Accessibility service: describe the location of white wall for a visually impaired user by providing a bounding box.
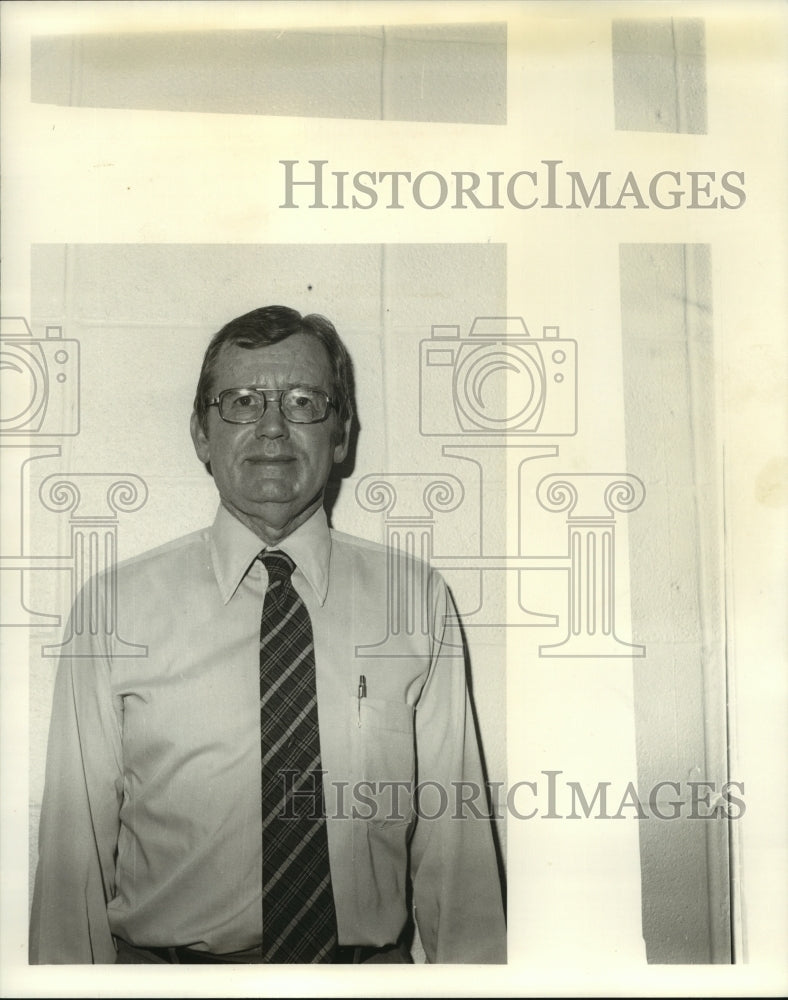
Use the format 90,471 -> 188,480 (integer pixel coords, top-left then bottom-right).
26,241 -> 509,915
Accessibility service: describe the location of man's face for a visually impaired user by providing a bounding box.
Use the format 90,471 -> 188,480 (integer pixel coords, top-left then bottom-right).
190,332 -> 350,544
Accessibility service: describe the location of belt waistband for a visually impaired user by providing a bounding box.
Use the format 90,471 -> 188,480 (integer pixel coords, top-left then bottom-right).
120,940 -> 263,964
118,938 -> 400,964
333,943 -> 401,963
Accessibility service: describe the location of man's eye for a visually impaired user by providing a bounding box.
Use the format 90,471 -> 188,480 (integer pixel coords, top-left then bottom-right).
291,394 -> 312,408
233,394 -> 256,408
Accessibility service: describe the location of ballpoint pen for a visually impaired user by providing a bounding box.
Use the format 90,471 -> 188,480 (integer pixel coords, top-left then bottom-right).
357,674 -> 367,724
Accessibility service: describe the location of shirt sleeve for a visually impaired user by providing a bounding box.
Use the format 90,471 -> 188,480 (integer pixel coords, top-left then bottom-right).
29,599 -> 124,964
409,573 -> 507,963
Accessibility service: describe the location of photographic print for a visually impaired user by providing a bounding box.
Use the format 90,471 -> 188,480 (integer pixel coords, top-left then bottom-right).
1,1 -> 786,996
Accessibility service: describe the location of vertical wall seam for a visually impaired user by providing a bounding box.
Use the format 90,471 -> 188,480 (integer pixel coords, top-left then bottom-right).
670,19 -> 683,134
380,25 -> 387,121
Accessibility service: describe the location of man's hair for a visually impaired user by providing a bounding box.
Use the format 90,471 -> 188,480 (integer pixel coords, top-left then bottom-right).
193,305 -> 355,436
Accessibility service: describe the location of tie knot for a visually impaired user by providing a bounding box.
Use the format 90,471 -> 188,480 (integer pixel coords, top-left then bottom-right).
260,550 -> 295,592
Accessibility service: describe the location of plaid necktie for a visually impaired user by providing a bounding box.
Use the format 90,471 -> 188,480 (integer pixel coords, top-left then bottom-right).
259,551 -> 338,963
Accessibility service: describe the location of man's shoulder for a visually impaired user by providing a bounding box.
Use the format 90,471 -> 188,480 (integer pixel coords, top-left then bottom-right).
329,528 -> 444,585
326,529 -> 454,641
329,528 -> 399,568
114,525 -> 210,579
329,528 -> 388,559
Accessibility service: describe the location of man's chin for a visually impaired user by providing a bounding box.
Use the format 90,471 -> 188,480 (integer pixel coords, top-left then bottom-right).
237,475 -> 297,503
220,485 -> 324,535
244,495 -> 300,523
233,492 -> 319,523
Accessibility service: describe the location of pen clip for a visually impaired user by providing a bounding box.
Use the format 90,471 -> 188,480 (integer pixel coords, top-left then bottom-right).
357,674 -> 366,725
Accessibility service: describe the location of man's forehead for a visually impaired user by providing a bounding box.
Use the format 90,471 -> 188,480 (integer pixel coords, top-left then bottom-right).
214,333 -> 331,385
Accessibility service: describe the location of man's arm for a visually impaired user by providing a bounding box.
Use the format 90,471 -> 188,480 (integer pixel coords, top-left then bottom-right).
409,574 -> 507,963
30,608 -> 124,964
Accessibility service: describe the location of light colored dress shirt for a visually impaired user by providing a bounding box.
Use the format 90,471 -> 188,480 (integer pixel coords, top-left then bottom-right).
30,504 -> 506,964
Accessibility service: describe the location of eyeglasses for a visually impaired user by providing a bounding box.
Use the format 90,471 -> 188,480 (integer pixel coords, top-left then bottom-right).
207,386 -> 333,425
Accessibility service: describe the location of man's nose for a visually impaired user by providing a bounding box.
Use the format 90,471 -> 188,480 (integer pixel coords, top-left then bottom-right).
254,398 -> 288,438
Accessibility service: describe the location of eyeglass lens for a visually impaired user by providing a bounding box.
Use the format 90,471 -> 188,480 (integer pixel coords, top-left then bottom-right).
219,388 -> 329,424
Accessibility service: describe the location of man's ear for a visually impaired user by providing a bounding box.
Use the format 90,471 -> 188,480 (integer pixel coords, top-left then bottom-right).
190,411 -> 210,465
332,416 -> 352,464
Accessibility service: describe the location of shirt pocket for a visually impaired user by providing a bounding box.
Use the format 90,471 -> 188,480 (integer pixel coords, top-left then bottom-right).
351,696 -> 415,824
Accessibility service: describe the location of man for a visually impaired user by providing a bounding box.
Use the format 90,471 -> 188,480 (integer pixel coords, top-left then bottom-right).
30,305 -> 506,964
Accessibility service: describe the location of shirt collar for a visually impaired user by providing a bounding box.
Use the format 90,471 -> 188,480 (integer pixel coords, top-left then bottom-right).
209,503 -> 331,606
